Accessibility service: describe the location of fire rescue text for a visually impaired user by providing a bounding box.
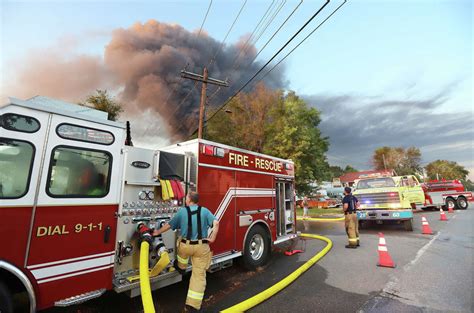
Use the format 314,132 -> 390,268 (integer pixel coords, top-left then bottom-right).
228,152 -> 282,172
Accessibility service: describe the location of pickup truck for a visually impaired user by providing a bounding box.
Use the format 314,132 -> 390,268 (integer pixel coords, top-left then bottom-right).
353,175 -> 425,231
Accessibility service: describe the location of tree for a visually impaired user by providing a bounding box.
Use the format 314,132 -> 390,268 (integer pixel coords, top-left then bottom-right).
328,165 -> 358,180
372,146 -> 421,175
264,91 -> 329,194
80,89 -> 123,121
425,160 -> 469,180
206,85 -> 330,194
344,165 -> 358,173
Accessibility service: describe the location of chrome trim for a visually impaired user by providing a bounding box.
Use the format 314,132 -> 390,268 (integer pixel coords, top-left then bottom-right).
0,260 -> 36,313
117,147 -> 129,216
210,251 -> 242,265
240,208 -> 273,215
24,113 -> 53,267
54,288 -> 105,307
274,233 -> 298,245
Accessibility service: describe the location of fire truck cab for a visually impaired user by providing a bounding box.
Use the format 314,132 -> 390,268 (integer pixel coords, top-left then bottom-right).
0,96 -> 297,312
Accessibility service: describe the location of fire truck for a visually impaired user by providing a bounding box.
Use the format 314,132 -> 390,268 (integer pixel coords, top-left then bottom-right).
421,179 -> 472,211
0,96 -> 297,312
353,174 -> 425,231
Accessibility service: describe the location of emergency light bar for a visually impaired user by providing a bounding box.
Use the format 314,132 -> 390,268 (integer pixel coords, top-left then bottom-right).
202,144 -> 225,158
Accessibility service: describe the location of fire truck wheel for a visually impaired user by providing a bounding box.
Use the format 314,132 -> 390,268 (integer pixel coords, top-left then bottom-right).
445,198 -> 457,211
241,225 -> 270,270
403,219 -> 413,231
0,281 -> 13,313
456,197 -> 468,210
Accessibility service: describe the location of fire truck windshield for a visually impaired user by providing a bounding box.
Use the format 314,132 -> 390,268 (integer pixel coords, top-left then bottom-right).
356,177 -> 396,189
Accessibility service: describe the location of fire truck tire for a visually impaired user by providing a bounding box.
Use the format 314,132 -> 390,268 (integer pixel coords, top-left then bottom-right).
445,198 -> 457,211
456,197 -> 468,210
403,219 -> 413,231
241,225 -> 270,270
0,281 -> 13,313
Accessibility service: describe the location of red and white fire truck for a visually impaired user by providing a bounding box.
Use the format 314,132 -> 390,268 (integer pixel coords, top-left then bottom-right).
421,179 -> 472,211
0,96 -> 297,312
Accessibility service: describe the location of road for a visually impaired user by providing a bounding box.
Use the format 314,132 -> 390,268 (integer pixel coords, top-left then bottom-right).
43,207 -> 473,313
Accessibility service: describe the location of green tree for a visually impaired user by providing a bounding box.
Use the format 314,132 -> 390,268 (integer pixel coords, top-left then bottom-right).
462,179 -> 474,191
327,165 -> 358,180
264,91 -> 329,194
425,160 -> 469,180
344,165 -> 358,173
206,86 -> 330,194
372,146 -> 421,175
80,89 -> 123,121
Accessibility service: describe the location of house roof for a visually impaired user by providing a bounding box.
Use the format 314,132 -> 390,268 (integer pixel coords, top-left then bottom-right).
339,169 -> 394,183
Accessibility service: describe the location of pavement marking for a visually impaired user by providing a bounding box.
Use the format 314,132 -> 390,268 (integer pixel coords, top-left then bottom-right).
382,231 -> 441,296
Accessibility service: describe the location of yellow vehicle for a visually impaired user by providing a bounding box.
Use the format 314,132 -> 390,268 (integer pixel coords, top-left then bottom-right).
353,175 -> 425,231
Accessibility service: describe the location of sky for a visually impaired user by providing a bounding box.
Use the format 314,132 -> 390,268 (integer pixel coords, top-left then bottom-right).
1,0 -> 472,178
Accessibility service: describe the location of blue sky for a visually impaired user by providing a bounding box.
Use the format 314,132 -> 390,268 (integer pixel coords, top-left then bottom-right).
1,0 -> 472,177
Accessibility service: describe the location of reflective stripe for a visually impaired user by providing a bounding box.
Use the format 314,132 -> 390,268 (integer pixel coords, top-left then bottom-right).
177,255 -> 189,264
378,246 -> 388,251
349,239 -> 358,242
379,238 -> 386,245
187,290 -> 204,300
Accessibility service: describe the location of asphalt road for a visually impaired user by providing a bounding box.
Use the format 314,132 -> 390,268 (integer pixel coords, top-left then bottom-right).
43,206 -> 474,313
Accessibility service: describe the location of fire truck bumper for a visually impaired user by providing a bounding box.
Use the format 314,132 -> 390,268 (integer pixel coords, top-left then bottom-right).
357,210 -> 413,221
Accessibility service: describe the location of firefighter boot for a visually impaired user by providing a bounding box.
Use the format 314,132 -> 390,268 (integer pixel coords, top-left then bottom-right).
173,259 -> 186,275
183,305 -> 199,312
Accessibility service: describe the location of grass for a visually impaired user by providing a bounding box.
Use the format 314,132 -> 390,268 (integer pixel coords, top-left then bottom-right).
296,207 -> 343,217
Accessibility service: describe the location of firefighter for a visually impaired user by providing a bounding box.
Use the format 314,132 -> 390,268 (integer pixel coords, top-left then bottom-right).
343,186 -> 359,248
150,191 -> 219,312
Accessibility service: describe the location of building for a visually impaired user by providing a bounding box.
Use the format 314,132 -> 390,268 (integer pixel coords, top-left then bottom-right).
339,169 -> 395,187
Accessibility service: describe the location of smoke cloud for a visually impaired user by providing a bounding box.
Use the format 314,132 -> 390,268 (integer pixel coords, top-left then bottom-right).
3,20 -> 285,140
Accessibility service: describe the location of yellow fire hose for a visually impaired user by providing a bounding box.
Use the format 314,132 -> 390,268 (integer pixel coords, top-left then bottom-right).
220,233 -> 333,313
296,216 -> 344,222
139,241 -> 156,313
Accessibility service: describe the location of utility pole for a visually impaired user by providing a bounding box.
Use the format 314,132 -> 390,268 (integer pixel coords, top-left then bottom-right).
382,153 -> 387,170
181,67 -> 229,139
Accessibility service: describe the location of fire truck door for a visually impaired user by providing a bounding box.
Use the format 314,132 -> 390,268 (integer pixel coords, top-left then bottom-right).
275,180 -> 295,236
0,107 -> 49,268
25,115 -> 123,309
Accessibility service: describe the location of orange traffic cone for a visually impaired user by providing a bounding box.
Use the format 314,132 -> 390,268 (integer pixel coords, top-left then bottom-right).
421,216 -> 433,234
448,205 -> 454,213
377,233 -> 395,268
439,208 -> 448,221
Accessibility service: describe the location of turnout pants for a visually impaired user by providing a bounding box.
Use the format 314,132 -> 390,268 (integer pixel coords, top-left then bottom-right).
176,240 -> 212,310
345,214 -> 358,246
354,213 -> 360,244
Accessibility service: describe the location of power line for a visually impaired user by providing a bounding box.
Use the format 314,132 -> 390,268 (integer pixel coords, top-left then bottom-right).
207,0 -> 303,106
248,0 -> 304,67
229,0 -> 277,70
208,0 -> 248,68
210,0 -> 283,105
172,0 -> 246,128
256,0 -> 347,83
197,0 -> 213,37
248,0 -> 287,54
197,0 -> 331,134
